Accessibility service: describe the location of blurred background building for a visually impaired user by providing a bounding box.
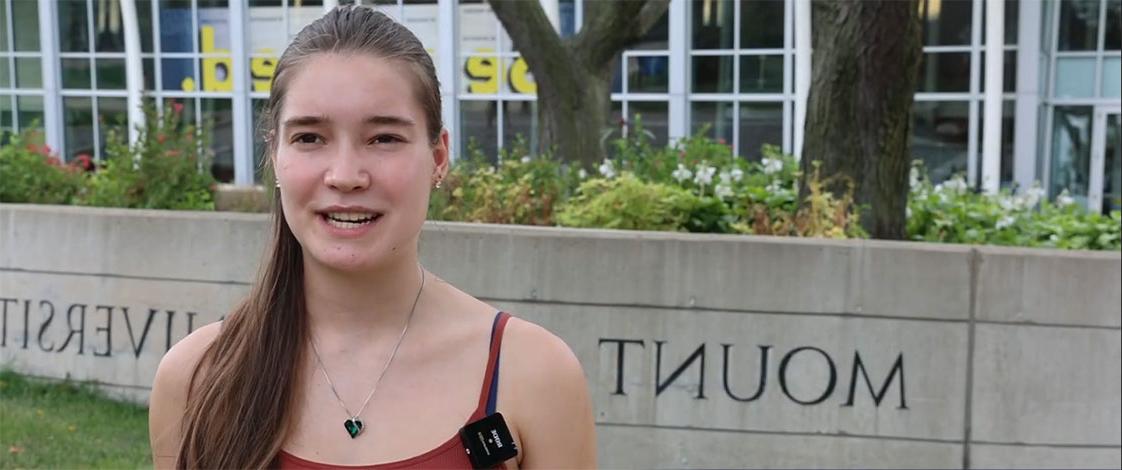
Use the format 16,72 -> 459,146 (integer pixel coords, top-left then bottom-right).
0,0 -> 1119,212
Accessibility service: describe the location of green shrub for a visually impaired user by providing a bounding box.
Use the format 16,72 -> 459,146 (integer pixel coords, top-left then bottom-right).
906,163 -> 1121,250
429,136 -> 578,225
557,173 -> 700,231
0,128 -> 87,204
80,101 -> 216,210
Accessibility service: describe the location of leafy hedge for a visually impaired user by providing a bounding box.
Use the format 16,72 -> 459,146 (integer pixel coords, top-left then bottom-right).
3,113 -> 1118,251
0,101 -> 215,210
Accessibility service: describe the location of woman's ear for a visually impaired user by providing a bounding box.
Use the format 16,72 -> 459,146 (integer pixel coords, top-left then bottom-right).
432,128 -> 451,179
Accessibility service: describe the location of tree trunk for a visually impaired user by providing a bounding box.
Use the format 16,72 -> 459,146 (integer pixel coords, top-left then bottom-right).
800,0 -> 922,239
488,0 -> 669,168
534,56 -> 615,167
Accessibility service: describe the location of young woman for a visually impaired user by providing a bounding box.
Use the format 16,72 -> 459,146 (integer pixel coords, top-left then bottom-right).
148,6 -> 596,469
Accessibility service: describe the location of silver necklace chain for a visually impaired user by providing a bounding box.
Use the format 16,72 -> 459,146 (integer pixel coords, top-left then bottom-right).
308,264 -> 425,423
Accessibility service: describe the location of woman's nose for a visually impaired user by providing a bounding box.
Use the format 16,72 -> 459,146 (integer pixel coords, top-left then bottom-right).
323,147 -> 370,192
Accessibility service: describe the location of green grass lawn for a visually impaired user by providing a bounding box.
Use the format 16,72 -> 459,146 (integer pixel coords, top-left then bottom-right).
0,370 -> 151,469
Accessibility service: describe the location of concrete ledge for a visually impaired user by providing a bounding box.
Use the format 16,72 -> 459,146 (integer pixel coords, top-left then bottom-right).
1,203 -> 1119,468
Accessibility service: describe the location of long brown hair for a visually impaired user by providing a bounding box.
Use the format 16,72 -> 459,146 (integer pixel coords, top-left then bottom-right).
176,6 -> 443,468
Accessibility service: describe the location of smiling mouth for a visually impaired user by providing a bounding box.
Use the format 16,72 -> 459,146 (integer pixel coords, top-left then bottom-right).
320,211 -> 383,229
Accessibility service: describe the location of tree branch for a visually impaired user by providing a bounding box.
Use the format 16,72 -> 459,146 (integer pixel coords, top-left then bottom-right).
487,0 -> 572,80
575,0 -> 670,68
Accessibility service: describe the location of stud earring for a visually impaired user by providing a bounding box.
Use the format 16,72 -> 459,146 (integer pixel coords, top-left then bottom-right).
434,179 -> 442,189
275,179 -> 280,189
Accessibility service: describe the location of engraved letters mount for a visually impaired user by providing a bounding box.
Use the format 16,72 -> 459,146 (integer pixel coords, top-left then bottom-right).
597,338 -> 908,409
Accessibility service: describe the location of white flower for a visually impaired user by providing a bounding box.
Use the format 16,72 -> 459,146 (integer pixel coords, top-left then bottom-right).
718,170 -> 732,185
577,168 -> 588,180
520,155 -> 531,164
1056,190 -> 1075,207
598,159 -> 616,179
694,163 -> 716,186
909,166 -> 920,189
715,183 -> 734,199
671,164 -> 693,183
766,181 -> 782,194
730,168 -> 744,182
1019,182 -> 1045,209
996,215 -> 1016,230
942,176 -> 968,193
998,196 -> 1016,212
761,157 -> 783,175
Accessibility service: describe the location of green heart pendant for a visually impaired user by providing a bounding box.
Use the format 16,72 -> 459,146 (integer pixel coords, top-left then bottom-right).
344,418 -> 364,438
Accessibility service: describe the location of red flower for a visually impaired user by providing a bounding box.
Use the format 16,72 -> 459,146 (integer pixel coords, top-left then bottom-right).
172,102 -> 185,114
46,156 -> 62,167
157,133 -> 167,144
72,153 -> 93,171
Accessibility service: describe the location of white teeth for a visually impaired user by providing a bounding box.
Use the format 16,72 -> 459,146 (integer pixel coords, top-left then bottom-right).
326,212 -> 376,222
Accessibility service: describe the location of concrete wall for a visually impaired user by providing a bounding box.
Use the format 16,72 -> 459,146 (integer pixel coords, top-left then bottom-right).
1,204 -> 1119,468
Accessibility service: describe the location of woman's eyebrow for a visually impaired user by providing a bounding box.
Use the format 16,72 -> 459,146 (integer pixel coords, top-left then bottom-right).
282,115 -> 330,128
364,115 -> 416,128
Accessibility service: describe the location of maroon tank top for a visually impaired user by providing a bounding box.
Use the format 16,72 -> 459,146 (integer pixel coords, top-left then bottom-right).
275,312 -> 512,469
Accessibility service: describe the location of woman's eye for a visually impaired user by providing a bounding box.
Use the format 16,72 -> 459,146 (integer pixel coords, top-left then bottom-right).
371,134 -> 403,145
292,133 -> 323,145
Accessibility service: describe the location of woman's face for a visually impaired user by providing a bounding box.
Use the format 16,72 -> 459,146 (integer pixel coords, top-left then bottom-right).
273,53 -> 447,273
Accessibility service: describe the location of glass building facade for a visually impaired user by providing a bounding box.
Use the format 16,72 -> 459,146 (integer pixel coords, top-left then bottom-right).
1,0 -> 1120,212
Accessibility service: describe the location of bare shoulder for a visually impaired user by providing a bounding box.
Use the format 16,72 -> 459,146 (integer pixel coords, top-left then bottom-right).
152,321 -> 223,398
500,315 -> 597,468
148,321 -> 223,469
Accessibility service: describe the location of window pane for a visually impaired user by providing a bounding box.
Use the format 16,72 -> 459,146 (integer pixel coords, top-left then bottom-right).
62,58 -> 92,89
739,0 -> 784,49
1104,113 -> 1121,213
15,58 -> 41,88
739,55 -> 783,93
1049,106 -> 1092,202
138,0 -> 155,52
198,1 -> 231,60
737,103 -> 782,161
691,101 -> 734,146
1058,0 -> 1100,51
920,0 -> 972,46
0,0 -> 7,51
628,56 -> 669,93
692,0 -> 734,49
96,58 -> 127,89
502,100 -> 538,151
629,101 -> 669,147
92,0 -> 125,52
502,56 -> 536,95
97,97 -> 128,158
634,11 -> 669,50
1104,57 -> 1121,97
0,95 -> 12,134
12,0 -> 39,51
692,55 -> 734,93
201,98 -> 234,183
460,100 -> 498,162
1106,0 -> 1121,50
160,0 -> 195,53
1054,56 -> 1096,97
975,101 -> 1016,187
913,101 -> 970,183
63,97 -> 95,160
17,95 -> 44,130
144,58 -> 156,91
59,0 -> 91,52
161,58 -> 196,91
917,52 -> 971,92
0,59 -> 8,88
